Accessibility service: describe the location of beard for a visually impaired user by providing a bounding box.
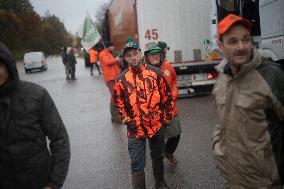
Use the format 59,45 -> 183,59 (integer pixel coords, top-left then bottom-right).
151,62 -> 162,68
129,59 -> 142,68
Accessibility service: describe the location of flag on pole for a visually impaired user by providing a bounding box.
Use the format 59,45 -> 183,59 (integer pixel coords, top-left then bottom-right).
78,14 -> 101,51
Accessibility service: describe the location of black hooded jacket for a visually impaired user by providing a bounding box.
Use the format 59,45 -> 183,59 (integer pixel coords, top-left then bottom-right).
0,42 -> 70,189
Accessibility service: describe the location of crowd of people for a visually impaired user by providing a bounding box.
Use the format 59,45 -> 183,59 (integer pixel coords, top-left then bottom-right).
0,13 -> 283,189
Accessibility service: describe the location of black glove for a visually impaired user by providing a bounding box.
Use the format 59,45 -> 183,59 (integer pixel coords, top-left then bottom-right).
126,122 -> 137,135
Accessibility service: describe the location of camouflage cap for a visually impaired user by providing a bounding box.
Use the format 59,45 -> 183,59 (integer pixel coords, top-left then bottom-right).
122,37 -> 139,54
144,42 -> 161,54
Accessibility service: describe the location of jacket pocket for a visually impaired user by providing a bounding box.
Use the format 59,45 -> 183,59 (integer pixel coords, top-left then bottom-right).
234,93 -> 268,142
214,96 -> 226,120
213,142 -> 229,177
258,148 -> 280,181
17,150 -> 51,188
13,119 -> 44,141
215,96 -> 226,107
234,91 -> 267,110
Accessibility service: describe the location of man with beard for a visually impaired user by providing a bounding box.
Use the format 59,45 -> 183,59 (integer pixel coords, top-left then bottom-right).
114,39 -> 174,189
212,14 -> 284,189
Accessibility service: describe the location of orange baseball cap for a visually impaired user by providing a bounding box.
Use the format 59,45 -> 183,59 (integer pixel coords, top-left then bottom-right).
218,13 -> 252,40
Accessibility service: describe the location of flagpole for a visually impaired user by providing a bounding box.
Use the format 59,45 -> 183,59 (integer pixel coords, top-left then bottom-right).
86,10 -> 106,49
79,11 -> 106,51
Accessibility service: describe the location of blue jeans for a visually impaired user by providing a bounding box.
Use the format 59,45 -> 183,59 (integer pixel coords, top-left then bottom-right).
128,127 -> 165,181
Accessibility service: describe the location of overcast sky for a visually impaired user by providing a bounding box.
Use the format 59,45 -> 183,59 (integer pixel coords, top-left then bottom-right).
30,0 -> 110,34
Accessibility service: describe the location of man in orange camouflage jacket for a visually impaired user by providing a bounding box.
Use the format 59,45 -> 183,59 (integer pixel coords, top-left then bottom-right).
114,38 -> 174,189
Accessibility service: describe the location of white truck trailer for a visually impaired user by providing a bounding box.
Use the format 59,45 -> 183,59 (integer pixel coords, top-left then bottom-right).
107,0 -> 220,97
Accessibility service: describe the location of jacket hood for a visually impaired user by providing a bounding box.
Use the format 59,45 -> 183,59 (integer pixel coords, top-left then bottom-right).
215,59 -> 227,73
0,42 -> 19,81
215,48 -> 260,77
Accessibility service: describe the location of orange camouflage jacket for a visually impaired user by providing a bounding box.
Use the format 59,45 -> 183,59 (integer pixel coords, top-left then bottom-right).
114,63 -> 174,138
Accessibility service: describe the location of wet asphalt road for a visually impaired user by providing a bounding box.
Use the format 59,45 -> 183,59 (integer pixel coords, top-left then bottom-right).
18,56 -> 224,189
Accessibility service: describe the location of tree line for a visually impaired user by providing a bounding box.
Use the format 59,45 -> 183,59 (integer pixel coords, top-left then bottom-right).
0,0 -> 75,60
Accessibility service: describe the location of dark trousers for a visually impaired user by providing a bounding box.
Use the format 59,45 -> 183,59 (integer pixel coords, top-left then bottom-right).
70,63 -> 76,79
128,127 -> 165,181
165,134 -> 180,154
107,80 -> 115,105
90,62 -> 101,74
107,80 -> 120,122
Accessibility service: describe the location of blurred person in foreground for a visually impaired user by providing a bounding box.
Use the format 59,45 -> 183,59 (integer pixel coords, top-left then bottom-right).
212,14 -> 284,189
114,38 -> 174,189
0,41 -> 70,189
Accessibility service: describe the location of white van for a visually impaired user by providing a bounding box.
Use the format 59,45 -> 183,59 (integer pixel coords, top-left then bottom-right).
23,51 -> 47,73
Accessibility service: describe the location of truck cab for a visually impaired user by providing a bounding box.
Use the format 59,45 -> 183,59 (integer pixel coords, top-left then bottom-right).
259,0 -> 284,63
216,0 -> 284,64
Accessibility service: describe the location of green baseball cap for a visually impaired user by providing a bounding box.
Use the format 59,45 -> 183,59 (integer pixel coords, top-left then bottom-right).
144,42 -> 161,55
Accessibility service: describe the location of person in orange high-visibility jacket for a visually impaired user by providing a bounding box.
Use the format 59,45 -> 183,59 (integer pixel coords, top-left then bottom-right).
144,41 -> 181,165
98,42 -> 121,123
114,39 -> 174,189
98,42 -> 121,84
88,47 -> 101,75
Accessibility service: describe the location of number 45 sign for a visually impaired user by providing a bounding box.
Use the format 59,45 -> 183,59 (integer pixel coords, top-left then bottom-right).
145,29 -> 159,40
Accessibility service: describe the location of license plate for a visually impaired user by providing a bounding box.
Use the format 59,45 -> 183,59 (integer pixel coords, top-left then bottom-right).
192,73 -> 207,81
179,89 -> 188,95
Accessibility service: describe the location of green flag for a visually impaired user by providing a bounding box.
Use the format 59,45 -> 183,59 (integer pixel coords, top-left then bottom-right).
78,14 -> 101,51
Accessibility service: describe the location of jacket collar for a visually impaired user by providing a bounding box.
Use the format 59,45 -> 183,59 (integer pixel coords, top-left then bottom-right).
221,49 -> 261,78
129,62 -> 146,75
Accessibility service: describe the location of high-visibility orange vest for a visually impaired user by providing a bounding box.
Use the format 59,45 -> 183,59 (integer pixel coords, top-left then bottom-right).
88,49 -> 98,63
